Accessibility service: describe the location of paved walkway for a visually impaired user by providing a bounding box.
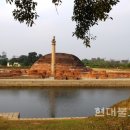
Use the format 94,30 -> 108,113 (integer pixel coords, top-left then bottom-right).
1,79 -> 130,88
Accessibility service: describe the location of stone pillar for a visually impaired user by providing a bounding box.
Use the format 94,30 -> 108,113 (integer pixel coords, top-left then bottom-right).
51,36 -> 56,78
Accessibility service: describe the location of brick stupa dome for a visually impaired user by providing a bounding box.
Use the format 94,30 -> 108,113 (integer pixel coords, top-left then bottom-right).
28,53 -> 86,79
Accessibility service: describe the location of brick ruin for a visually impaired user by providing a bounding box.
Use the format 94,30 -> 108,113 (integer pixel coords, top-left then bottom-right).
0,68 -> 27,78
1,56 -> 130,79
81,70 -> 130,79
28,53 -> 89,79
28,53 -> 130,79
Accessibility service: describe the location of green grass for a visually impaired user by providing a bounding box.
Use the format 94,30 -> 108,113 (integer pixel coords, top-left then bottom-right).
0,116 -> 130,130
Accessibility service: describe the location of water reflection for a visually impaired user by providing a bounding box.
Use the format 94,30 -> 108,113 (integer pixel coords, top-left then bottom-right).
0,88 -> 130,118
49,90 -> 56,117
40,89 -> 79,118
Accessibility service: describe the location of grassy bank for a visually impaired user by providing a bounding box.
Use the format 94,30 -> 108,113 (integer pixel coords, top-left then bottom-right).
112,97 -> 130,108
0,116 -> 130,130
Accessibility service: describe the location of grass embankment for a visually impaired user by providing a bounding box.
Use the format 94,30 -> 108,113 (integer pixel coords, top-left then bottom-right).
111,97 -> 130,117
0,117 -> 130,130
112,97 -> 130,108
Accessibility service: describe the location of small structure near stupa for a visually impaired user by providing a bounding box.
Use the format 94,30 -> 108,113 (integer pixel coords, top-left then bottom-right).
28,37 -> 88,79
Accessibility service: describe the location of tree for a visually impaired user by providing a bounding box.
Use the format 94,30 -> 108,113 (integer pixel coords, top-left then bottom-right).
28,52 -> 38,66
9,57 -> 19,64
6,0 -> 38,26
6,0 -> 119,47
0,51 -> 8,66
1,51 -> 7,59
72,0 -> 119,47
0,59 -> 8,66
18,55 -> 28,66
9,52 -> 42,67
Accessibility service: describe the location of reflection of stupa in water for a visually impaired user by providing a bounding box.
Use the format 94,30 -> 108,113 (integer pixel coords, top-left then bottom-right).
28,36 -> 89,79
47,89 -> 79,118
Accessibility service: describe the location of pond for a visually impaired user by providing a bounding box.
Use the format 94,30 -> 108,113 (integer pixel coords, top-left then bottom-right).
0,88 -> 130,118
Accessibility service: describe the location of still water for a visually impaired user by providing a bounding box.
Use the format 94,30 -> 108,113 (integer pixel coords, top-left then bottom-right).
0,88 -> 130,118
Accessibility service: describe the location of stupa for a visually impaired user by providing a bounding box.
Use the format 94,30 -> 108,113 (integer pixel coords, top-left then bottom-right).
28,37 -> 87,79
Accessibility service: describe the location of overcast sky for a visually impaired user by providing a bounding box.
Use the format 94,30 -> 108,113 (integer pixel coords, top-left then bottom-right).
0,0 -> 130,60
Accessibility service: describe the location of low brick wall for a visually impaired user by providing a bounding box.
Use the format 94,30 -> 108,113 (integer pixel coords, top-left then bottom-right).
0,112 -> 20,119
0,79 -> 130,88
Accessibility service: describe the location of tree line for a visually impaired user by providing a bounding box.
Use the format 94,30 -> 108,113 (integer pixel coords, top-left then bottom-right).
82,58 -> 130,69
0,52 -> 42,67
1,52 -> 130,69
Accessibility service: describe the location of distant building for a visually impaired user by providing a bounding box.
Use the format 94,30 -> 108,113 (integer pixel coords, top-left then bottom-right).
7,62 -> 12,67
13,62 -> 21,67
7,62 -> 21,67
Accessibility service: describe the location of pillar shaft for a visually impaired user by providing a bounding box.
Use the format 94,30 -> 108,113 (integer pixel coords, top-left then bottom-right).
51,36 -> 56,77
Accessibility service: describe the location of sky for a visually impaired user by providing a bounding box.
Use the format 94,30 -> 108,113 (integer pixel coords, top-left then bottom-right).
0,0 -> 130,60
